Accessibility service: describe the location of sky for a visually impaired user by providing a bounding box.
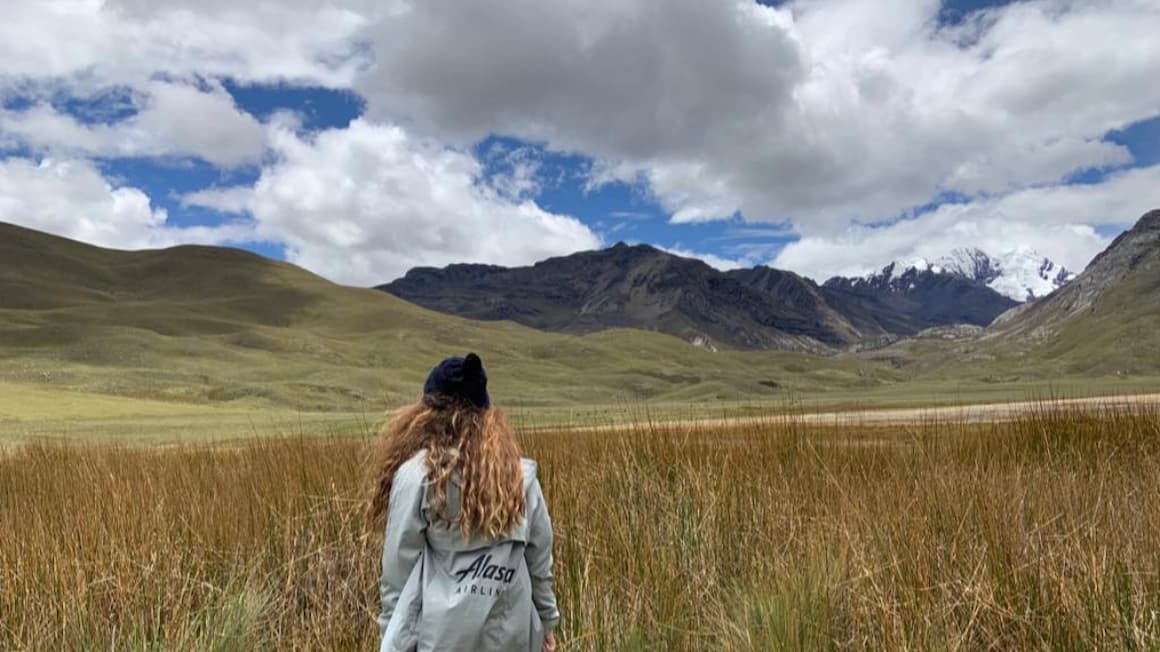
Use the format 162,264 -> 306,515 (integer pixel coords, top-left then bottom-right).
1,0 -> 1158,286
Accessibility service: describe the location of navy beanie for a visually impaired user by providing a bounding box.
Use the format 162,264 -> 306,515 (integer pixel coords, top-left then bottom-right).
423,352 -> 490,409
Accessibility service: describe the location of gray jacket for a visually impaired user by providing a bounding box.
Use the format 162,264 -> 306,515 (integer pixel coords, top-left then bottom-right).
378,450 -> 560,652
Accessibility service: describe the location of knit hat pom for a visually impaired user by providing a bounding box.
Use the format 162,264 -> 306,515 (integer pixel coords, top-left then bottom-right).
422,352 -> 490,409
464,352 -> 483,374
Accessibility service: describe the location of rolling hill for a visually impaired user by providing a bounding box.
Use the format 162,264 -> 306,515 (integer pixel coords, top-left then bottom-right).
0,221 -> 898,413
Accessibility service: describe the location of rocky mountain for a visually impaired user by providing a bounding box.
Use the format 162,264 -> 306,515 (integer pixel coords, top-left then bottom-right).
382,244 -> 851,353
821,264 -> 1020,334
838,248 -> 1074,302
381,243 -> 1019,352
831,209 -> 1160,378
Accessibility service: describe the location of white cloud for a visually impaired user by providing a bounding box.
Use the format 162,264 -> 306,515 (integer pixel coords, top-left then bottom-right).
0,1 -> 370,166
0,157 -> 252,249
481,143 -> 544,201
2,0 -> 1158,282
352,0 -> 1160,233
358,1 -> 801,152
658,246 -> 754,272
0,80 -> 265,166
0,1 -> 372,89
772,164 -> 1160,282
182,185 -> 253,215
186,120 -> 601,285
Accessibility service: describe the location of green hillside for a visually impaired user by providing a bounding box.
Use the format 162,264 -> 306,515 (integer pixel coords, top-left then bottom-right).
0,222 -> 902,416
984,210 -> 1160,377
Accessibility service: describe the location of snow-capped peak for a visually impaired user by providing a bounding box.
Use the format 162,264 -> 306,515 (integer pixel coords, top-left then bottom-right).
982,249 -> 1074,302
930,248 -> 998,282
865,248 -> 1074,302
874,257 -> 929,282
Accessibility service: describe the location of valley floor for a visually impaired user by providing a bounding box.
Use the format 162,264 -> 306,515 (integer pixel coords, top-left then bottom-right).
3,378 -> 1160,442
568,392 -> 1160,432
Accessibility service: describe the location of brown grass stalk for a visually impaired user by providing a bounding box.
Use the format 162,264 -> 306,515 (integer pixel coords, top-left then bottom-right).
2,404 -> 1158,650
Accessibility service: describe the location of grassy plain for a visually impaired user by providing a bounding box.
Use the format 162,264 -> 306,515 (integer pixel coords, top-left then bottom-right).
3,375 -> 1159,443
3,403 -> 1159,650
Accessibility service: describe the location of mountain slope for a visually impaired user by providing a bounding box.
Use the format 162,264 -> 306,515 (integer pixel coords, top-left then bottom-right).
722,266 -> 867,344
384,244 -> 859,352
821,263 -> 1019,331
868,209 -> 1160,379
0,222 -> 896,410
1,222 -> 327,328
983,210 -> 1160,374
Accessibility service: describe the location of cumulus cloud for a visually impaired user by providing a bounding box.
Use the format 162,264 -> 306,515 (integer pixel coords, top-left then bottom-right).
0,1 -> 369,165
186,120 -> 601,285
772,164 -> 1160,281
0,157 -> 252,249
0,1 -> 372,89
358,1 -> 801,153
3,0 -> 1159,282
479,142 -> 545,202
1,80 -> 266,166
354,0 -> 1160,232
657,246 -> 755,272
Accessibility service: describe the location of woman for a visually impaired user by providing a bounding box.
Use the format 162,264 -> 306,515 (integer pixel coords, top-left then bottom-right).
370,353 -> 560,652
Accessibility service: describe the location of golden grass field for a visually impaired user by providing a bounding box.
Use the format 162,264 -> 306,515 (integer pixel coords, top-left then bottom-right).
3,402 -> 1159,650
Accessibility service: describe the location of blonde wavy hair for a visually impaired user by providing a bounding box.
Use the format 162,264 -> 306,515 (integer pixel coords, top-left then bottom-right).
369,396 -> 526,539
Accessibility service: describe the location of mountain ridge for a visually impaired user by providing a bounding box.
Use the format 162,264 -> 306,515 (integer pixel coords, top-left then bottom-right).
987,209 -> 1159,346
382,242 -> 1018,352
384,243 -> 851,353
833,248 -> 1074,302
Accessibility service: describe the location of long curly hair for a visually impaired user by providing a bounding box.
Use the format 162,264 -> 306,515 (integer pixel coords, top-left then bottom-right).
368,396 -> 526,540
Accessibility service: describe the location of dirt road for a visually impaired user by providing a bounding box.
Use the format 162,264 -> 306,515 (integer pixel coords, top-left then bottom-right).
569,393 -> 1160,432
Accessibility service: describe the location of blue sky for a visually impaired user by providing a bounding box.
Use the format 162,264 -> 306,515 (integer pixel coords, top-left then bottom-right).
33,82 -> 807,272
1,0 -> 1158,284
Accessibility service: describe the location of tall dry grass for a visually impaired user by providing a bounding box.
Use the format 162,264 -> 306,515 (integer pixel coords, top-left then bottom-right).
2,404 -> 1159,650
